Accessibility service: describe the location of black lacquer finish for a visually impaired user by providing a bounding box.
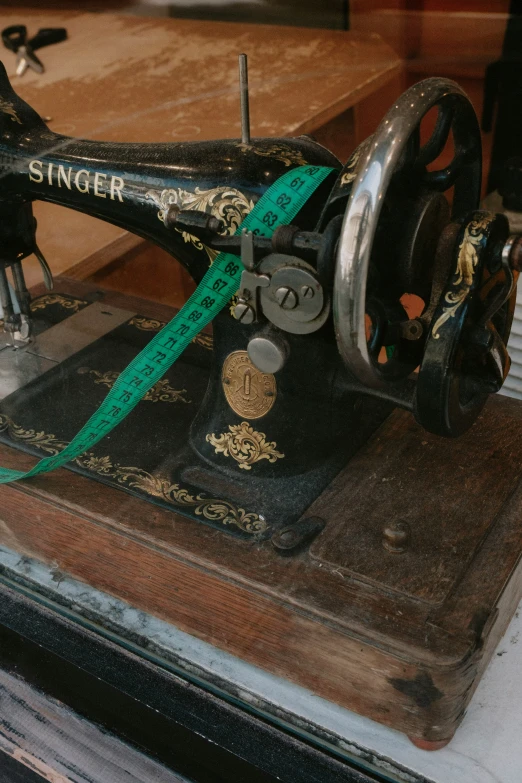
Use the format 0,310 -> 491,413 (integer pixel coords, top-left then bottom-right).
0,293 -> 391,538
0,63 -> 338,282
0,64 -> 518,534
0,62 -> 373,534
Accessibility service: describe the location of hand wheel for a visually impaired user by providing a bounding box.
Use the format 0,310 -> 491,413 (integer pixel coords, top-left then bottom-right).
334,77 -> 482,390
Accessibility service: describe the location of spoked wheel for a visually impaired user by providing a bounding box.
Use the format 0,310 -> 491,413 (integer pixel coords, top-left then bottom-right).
334,77 -> 482,390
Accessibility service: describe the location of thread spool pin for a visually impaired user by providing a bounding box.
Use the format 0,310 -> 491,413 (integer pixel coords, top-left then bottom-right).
238,53 -> 251,145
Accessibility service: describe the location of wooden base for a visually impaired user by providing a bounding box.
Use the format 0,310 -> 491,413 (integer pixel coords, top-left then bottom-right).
0,393 -> 521,745
1,283 -> 522,745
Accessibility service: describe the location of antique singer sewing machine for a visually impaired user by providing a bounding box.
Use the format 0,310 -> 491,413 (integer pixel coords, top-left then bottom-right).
0,59 -> 521,750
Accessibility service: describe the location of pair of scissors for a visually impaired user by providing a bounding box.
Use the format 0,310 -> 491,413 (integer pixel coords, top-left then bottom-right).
1,25 -> 67,76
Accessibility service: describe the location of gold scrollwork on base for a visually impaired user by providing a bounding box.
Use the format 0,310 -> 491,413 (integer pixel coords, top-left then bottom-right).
0,414 -> 267,535
79,459 -> 266,534
206,421 -> 284,470
30,294 -> 88,313
0,417 -> 67,454
128,317 -> 213,350
236,142 -> 308,168
128,316 -> 164,331
432,214 -> 494,339
80,369 -> 190,404
145,186 -> 254,264
193,333 -> 213,350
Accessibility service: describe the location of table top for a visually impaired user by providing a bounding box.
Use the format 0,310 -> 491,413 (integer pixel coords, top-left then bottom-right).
0,9 -> 400,289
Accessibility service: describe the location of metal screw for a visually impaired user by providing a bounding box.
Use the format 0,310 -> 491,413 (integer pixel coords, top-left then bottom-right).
382,521 -> 411,553
400,319 -> 423,341
279,529 -> 298,545
164,204 -> 180,229
275,286 -> 297,309
271,516 -> 325,555
233,301 -> 255,324
300,285 -> 314,299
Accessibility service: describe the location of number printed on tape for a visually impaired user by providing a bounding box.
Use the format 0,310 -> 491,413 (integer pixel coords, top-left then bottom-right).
0,164 -> 334,484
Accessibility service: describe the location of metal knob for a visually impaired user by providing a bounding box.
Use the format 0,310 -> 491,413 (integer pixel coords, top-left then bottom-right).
248,331 -> 289,374
382,521 -> 411,553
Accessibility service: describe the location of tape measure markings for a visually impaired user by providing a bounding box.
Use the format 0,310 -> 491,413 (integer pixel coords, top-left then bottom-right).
0,164 -> 334,483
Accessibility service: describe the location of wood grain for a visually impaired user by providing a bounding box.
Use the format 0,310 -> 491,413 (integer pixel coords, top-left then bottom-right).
87,242 -> 196,310
0,8 -> 400,291
309,405 -> 522,605
350,1 -> 510,63
350,1 -> 510,196
0,277 -> 521,743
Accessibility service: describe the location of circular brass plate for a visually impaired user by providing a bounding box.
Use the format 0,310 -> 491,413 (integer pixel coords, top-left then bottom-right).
222,350 -> 276,420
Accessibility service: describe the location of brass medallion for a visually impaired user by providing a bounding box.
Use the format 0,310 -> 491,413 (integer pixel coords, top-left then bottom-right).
222,351 -> 276,420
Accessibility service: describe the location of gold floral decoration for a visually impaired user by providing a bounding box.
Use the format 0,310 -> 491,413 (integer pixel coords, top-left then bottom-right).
30,294 -> 88,313
128,316 -> 163,331
236,142 -> 308,168
81,454 -> 113,473
193,333 -> 213,350
340,139 -> 370,188
432,214 -> 493,339
145,185 -> 253,264
0,415 -> 67,454
95,465 -> 266,533
83,369 -> 190,404
0,414 -> 267,534
128,316 -> 213,349
0,97 -> 21,124
206,421 -> 284,471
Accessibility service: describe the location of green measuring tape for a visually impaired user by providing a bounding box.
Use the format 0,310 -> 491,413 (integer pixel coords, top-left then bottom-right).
0,164 -> 333,484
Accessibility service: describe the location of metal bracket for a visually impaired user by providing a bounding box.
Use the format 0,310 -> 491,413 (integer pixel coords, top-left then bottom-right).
271,516 -> 325,556
233,230 -> 270,324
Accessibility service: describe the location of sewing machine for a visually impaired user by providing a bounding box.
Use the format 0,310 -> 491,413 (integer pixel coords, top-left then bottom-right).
0,62 -> 521,750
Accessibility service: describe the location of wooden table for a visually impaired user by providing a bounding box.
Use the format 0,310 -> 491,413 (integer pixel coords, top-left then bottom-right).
1,542 -> 519,782
0,9 -> 401,295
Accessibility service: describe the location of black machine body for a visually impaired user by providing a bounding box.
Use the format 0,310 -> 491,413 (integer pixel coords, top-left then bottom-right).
0,62 -> 518,540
